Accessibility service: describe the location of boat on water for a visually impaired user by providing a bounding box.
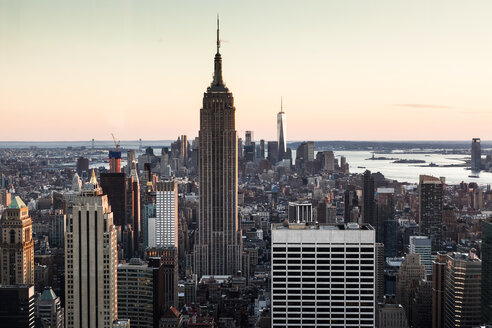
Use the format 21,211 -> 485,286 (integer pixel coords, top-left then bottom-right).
468,175 -> 479,178
357,166 -> 366,169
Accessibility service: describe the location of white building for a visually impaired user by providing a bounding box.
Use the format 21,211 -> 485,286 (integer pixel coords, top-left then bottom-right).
271,222 -> 376,327
155,181 -> 178,248
65,172 -> 118,328
409,236 -> 432,275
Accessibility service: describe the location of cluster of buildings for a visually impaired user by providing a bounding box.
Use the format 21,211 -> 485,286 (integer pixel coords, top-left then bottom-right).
2,21 -> 492,328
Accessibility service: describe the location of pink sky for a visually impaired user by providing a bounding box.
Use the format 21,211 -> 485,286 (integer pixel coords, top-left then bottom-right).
1,1 -> 492,141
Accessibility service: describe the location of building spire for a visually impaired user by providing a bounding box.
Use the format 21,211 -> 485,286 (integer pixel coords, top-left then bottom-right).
281,97 -> 284,113
212,15 -> 224,87
216,14 -> 220,54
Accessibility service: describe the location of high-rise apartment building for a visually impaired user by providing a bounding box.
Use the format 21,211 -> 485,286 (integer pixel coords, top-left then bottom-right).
409,236 -> 432,276
0,196 -> 34,285
194,18 -> 242,277
65,173 -> 118,328
271,222 -> 376,327
471,138 -> 481,171
482,218 -> 492,324
444,252 -> 481,328
277,100 -> 287,161
155,181 -> 178,248
419,175 -> 443,252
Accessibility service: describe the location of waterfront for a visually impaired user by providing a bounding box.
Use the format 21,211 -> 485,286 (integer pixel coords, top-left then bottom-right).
336,150 -> 492,185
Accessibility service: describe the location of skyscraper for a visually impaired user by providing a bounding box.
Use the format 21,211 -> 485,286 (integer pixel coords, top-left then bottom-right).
100,172 -> 127,227
155,181 -> 178,248
277,98 -> 286,161
267,141 -> 279,165
362,170 -> 376,227
194,18 -> 242,276
271,222 -> 376,327
432,252 -> 447,328
482,218 -> 492,324
444,253 -> 481,328
471,138 -> 481,172
65,172 -> 118,328
419,175 -> 443,252
0,196 -> 34,286
376,188 -> 397,258
127,161 -> 141,255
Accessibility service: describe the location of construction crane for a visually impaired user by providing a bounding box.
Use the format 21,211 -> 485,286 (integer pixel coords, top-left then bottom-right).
111,133 -> 120,152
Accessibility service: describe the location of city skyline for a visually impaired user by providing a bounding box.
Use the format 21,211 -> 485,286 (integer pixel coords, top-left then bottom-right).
2,1 -> 492,141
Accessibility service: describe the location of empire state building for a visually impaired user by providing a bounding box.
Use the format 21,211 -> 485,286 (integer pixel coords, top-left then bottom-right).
194,18 -> 243,276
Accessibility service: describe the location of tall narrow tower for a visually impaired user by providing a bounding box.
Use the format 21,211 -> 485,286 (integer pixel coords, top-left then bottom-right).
277,98 -> 287,162
0,196 -> 34,286
194,17 -> 243,276
65,172 -> 118,328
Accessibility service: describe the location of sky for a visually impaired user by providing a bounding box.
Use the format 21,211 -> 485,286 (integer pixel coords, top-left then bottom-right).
1,0 -> 492,141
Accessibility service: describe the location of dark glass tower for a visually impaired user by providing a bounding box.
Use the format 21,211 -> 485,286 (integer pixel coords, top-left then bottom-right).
362,170 -> 376,227
194,18 -> 243,276
419,175 -> 443,252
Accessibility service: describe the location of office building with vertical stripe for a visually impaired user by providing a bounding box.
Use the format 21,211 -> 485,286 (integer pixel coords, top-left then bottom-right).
65,172 -> 118,328
271,222 -> 376,327
155,181 -> 178,248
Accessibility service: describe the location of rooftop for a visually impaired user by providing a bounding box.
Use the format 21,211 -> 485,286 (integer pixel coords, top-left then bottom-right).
39,287 -> 58,301
272,222 -> 374,231
8,196 -> 26,209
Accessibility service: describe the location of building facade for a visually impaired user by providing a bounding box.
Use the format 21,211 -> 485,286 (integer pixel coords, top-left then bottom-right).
65,174 -> 118,328
419,175 -> 443,252
0,196 -> 34,285
194,19 -> 242,277
117,258 -> 165,328
409,236 -> 432,276
443,252 -> 481,328
0,285 -> 35,328
271,222 -> 376,327
155,181 -> 178,248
